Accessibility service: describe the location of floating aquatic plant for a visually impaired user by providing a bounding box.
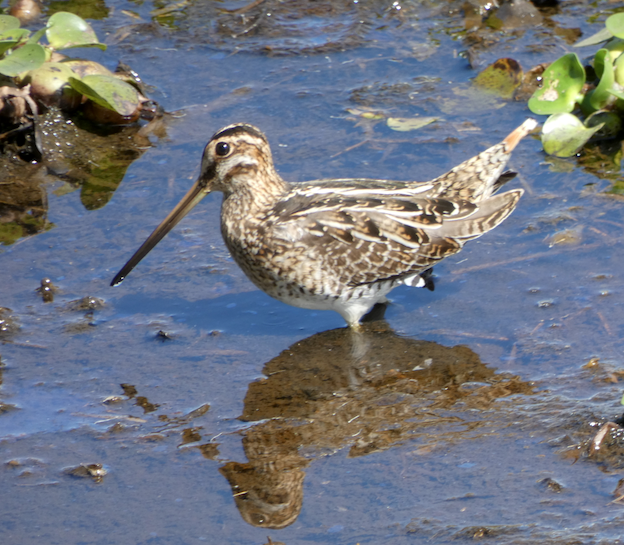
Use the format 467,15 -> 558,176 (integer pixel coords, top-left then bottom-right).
0,12 -> 143,119
528,13 -> 624,157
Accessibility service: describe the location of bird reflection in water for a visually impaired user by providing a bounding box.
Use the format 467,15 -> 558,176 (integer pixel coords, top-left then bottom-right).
218,319 -> 533,528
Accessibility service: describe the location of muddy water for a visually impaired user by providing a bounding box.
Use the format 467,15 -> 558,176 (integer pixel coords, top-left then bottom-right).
2,1 -> 624,543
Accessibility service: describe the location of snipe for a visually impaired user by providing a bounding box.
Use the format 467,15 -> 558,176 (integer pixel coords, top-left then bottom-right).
112,119 -> 537,327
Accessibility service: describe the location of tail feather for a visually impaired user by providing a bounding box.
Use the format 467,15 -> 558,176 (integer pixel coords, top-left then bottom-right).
428,119 -> 537,202
491,169 -> 517,194
438,189 -> 523,239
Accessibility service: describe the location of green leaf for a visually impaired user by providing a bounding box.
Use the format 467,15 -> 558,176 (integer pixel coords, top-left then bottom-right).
604,38 -> 624,63
69,74 -> 139,116
541,113 -> 603,157
46,12 -> 106,51
607,87 -> 624,100
606,13 -> 624,40
60,59 -> 113,78
615,52 -> 624,86
574,26 -> 613,48
473,58 -> 523,99
0,15 -> 21,34
585,110 -> 622,138
0,43 -> 46,77
0,29 -> 30,56
594,48 -> 608,79
528,53 -> 586,115
387,116 -> 438,131
590,49 -> 616,110
27,27 -> 46,45
24,62 -> 81,108
0,42 -> 18,57
0,28 -> 29,42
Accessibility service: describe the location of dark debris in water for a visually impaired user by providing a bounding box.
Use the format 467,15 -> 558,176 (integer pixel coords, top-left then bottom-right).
115,383 -> 160,414
553,419 -> 624,472
197,443 -> 220,460
406,518 -> 623,543
0,402 -> 18,414
0,307 -> 19,337
350,77 -> 441,109
66,296 -> 105,312
135,396 -> 160,414
155,329 -> 175,341
180,0 -> 377,55
35,277 -> 57,303
537,476 -> 565,493
120,383 -> 138,398
60,296 -> 106,334
145,0 -> 570,57
63,463 -> 107,483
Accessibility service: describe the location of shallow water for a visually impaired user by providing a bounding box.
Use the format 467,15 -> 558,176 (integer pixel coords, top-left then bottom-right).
3,0 -> 624,543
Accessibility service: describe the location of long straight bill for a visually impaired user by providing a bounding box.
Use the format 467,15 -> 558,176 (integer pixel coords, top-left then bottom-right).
111,180 -> 210,286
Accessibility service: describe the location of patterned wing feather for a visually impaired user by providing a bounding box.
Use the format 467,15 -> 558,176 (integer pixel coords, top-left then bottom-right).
269,189 -> 520,287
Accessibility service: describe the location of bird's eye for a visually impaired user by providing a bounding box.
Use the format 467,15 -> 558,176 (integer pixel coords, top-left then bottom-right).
215,142 -> 230,157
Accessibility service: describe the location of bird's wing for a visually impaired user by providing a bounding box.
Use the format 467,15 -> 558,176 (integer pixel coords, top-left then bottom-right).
267,189 -> 521,287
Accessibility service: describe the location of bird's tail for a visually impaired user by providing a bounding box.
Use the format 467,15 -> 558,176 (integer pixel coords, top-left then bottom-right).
436,189 -> 524,240
428,118 -> 537,202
